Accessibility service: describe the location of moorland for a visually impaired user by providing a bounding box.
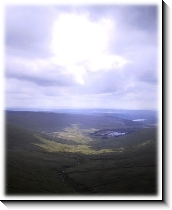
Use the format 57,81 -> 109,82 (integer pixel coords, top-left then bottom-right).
5,109 -> 157,195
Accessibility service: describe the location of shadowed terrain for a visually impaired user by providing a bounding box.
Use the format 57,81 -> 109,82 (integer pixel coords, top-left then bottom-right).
5,111 -> 157,195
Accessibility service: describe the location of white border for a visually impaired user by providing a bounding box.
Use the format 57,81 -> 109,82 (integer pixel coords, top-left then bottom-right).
1,0 -> 163,206
1,0 -> 164,5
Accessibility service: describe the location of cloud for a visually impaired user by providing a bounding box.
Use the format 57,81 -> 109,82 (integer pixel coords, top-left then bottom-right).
5,6 -> 56,59
5,5 -> 159,110
5,54 -> 81,87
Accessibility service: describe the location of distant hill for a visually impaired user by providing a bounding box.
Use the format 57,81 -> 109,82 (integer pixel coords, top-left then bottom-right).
5,111 -> 142,133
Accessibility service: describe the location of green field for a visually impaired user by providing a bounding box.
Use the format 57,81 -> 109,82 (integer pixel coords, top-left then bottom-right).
5,111 -> 157,195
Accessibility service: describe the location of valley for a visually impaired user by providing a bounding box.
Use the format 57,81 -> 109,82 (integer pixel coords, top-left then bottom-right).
5,110 -> 158,195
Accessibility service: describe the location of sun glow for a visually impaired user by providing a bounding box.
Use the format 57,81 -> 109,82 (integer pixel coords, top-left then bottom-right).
51,12 -> 128,85
51,13 -> 110,62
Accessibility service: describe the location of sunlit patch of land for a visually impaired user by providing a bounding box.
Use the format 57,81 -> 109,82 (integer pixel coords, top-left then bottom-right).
51,124 -> 97,144
34,124 -> 154,155
33,135 -> 125,154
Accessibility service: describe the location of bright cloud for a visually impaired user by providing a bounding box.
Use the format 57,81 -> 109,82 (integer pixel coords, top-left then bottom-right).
51,12 -> 129,84
5,5 -> 159,110
51,13 -> 110,62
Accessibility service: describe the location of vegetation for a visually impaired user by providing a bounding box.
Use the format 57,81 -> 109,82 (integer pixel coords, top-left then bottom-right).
5,111 -> 157,195
33,134 -> 122,155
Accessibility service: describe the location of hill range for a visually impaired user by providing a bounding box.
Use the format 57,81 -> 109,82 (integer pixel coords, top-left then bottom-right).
5,110 -> 157,195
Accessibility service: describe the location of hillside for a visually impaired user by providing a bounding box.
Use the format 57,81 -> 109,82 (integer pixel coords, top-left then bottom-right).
5,111 -> 157,195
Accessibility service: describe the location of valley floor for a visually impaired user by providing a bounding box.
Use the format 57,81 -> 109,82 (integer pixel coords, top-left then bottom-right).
5,111 -> 158,196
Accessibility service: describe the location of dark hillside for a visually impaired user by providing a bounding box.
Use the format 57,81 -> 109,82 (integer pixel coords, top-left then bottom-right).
6,120 -> 157,195
6,111 -> 142,133
6,123 -> 77,194
90,127 -> 157,150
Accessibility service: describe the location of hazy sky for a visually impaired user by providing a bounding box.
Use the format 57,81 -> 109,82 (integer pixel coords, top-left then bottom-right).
5,4 -> 159,110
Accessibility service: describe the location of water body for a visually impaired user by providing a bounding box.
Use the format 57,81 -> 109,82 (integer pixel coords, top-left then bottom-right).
133,119 -> 146,122
108,131 -> 125,136
91,130 -> 126,139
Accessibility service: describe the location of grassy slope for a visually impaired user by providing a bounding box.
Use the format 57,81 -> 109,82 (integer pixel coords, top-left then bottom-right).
64,140 -> 157,194
5,112 -> 157,195
34,126 -> 157,194
6,123 -> 77,194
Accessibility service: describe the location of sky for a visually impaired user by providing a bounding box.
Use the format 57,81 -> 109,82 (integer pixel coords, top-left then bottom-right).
5,4 -> 159,110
